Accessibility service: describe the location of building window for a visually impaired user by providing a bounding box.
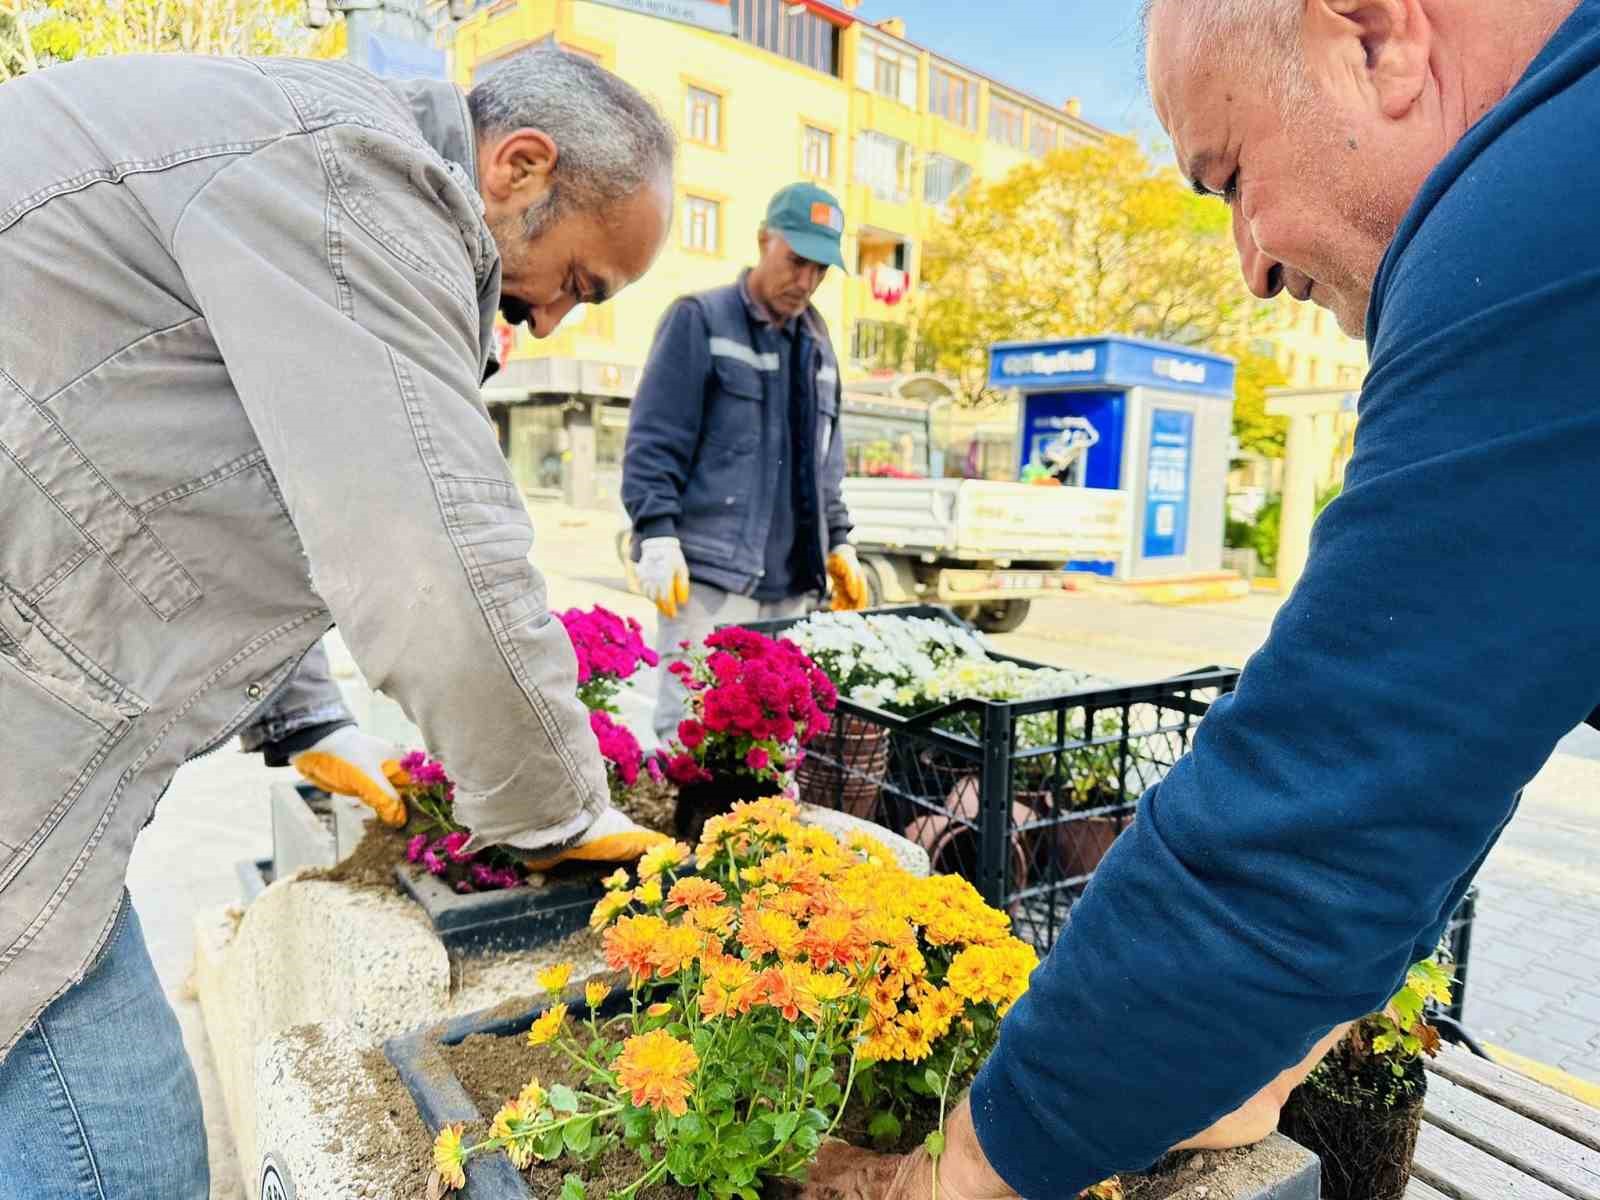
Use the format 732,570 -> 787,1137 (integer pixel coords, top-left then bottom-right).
854,131 -> 913,203
685,86 -> 722,147
731,0 -> 840,77
1313,308 -> 1326,336
929,65 -> 978,130
1030,117 -> 1062,157
852,319 -> 910,369
683,195 -> 721,254
1308,357 -> 1321,385
857,35 -> 918,106
1337,364 -> 1362,386
988,96 -> 1025,148
923,153 -> 973,209
802,125 -> 834,180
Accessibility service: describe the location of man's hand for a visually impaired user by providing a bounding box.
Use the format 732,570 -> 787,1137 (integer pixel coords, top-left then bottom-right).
827,544 -> 870,612
1174,1023 -> 1350,1151
520,805 -> 671,871
799,1099 -> 1018,1200
291,726 -> 409,827
800,1027 -> 1350,1200
637,537 -> 691,618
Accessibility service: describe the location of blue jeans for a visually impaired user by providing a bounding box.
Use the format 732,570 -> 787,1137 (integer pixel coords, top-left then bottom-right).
0,896 -> 208,1199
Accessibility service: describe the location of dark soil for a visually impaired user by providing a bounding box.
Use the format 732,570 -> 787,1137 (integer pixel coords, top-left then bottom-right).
615,776 -> 679,836
439,1035 -> 697,1199
1279,1063 -> 1426,1200
301,818 -> 415,892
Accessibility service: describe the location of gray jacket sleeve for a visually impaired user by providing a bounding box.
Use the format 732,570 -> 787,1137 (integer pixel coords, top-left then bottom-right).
237,642 -> 353,753
171,125 -> 605,850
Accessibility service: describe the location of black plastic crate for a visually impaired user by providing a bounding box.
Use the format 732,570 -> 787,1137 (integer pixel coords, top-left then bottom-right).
741,605 -> 1241,952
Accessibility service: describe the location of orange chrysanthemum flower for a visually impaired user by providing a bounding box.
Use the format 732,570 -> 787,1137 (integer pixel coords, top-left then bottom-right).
614,1029 -> 699,1116
698,957 -> 758,1019
604,915 -> 669,979
802,910 -> 870,971
688,904 -> 735,935
665,877 -> 728,912
754,964 -> 821,1022
649,925 -> 705,980
738,908 -> 803,961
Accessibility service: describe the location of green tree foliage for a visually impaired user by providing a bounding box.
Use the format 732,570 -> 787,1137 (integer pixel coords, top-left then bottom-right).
1,0 -> 324,80
918,137 -> 1283,434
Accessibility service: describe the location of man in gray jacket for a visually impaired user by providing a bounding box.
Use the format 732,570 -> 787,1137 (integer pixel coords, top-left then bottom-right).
0,49 -> 671,1195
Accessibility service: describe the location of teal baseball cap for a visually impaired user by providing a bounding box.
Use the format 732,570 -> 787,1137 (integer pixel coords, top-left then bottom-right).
765,182 -> 849,272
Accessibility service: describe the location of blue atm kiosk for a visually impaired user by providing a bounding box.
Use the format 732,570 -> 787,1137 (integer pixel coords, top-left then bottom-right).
988,335 -> 1237,581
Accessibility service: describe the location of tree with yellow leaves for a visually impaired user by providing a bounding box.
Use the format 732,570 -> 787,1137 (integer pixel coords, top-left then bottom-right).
919,136 -> 1287,447
0,0 -> 340,81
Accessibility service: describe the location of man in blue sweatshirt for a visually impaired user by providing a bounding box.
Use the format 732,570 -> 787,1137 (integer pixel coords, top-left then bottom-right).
804,0 -> 1600,1195
623,183 -> 870,743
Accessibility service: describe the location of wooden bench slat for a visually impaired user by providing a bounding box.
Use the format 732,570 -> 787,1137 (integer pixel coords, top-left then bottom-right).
1413,1123 -> 1573,1200
1430,1046 -> 1600,1154
1406,1180 -> 1454,1200
1425,1073 -> 1600,1200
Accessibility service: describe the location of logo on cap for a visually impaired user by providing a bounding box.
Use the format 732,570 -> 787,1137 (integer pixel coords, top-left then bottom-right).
809,202 -> 844,233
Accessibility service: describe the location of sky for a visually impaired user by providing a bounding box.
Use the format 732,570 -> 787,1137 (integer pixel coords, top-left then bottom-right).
853,0 -> 1167,149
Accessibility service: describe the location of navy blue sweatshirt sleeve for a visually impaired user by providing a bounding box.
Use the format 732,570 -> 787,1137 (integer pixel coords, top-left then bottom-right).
971,11 -> 1600,1195
622,299 -> 711,541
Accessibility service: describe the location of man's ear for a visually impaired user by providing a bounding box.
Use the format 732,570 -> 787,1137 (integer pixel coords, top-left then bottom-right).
481,128 -> 560,205
1307,0 -> 1431,120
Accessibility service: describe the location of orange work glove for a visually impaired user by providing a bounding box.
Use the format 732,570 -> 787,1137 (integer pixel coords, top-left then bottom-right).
290,726 -> 410,827
827,544 -> 870,612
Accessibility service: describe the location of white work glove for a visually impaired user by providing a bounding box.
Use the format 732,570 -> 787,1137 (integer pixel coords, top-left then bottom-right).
637,536 -> 691,619
827,543 -> 870,612
290,726 -> 408,827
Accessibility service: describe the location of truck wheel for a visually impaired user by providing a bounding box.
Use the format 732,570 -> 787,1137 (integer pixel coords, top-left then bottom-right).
974,599 -> 1031,634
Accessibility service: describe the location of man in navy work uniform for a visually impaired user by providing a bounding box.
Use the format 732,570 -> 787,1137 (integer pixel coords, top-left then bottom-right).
803,0 -> 1600,1196
623,183 -> 870,743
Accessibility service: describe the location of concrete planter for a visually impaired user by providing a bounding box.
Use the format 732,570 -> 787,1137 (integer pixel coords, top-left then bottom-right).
373,998 -> 1322,1200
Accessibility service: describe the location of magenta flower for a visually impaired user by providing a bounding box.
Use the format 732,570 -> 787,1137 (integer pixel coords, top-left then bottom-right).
422,848 -> 447,877
437,832 -> 473,864
745,747 -> 771,771
405,834 -> 428,864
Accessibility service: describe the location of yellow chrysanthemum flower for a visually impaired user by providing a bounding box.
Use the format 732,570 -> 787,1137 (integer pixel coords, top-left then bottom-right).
638,840 -> 691,881
536,961 -> 573,995
602,868 -> 631,891
589,890 -> 632,930
518,1078 -> 546,1110
634,879 -> 664,907
526,1003 -> 568,1047
432,1124 -> 467,1192
490,1098 -> 528,1141
614,1029 -> 700,1116
585,981 -> 611,1010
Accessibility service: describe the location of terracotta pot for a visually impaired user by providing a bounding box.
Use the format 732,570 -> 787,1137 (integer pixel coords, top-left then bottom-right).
797,716 -> 892,820
1056,814 -> 1126,880
903,776 -> 1031,909
1279,1067 -> 1426,1200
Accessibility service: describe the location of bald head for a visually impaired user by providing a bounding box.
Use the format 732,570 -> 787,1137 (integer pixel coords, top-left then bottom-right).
1141,0 -> 1306,107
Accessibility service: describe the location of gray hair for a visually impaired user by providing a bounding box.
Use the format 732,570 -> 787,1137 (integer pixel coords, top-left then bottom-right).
1140,0 -> 1309,109
469,48 -> 675,232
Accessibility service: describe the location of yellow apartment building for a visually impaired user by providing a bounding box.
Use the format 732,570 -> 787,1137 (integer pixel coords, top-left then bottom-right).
446,0 -> 1362,503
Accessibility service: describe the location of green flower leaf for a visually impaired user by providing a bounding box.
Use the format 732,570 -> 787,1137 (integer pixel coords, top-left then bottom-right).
560,1174 -> 587,1200
868,1111 -> 903,1143
677,1113 -> 708,1143
563,1116 -> 595,1155
548,1084 -> 580,1114
925,1068 -> 945,1095
773,1112 -> 802,1143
